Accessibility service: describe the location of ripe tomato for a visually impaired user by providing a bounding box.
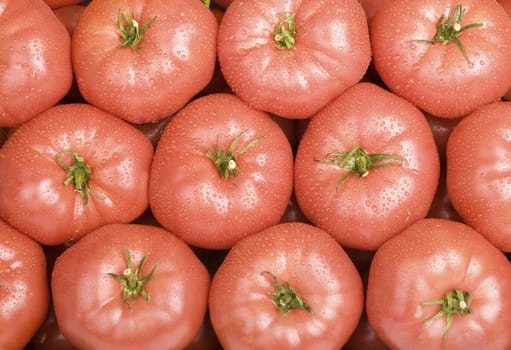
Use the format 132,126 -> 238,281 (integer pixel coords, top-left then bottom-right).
53,4 -> 85,36
0,0 -> 73,127
209,222 -> 364,349
0,103 -> 153,246
294,82 -> 439,250
51,223 -> 211,350
149,93 -> 294,250
43,0 -> 83,8
0,219 -> 49,350
446,101 -> 511,252
72,0 -> 218,124
370,0 -> 511,118
217,0 -> 371,119
366,218 -> 511,349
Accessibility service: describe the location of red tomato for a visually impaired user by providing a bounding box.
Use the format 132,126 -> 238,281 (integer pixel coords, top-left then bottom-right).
0,0 -> 73,127
0,103 -> 153,246
51,223 -> 211,350
425,112 -> 462,165
427,166 -> 463,223
149,93 -> 294,250
0,219 -> 49,350
217,0 -> 371,119
29,305 -> 78,350
370,0 -> 511,118
294,82 -> 440,250
446,101 -> 511,252
53,4 -> 85,36
72,0 -> 218,124
43,0 -> 83,8
358,0 -> 387,22
209,222 -> 364,349
366,218 -> 511,349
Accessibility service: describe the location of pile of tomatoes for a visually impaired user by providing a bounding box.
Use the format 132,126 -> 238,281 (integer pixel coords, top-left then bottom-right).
3,0 -> 511,349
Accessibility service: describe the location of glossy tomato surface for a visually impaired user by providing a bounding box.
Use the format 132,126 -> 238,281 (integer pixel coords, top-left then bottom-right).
0,103 -> 153,245
366,218 -> 511,349
0,219 -> 49,350
209,222 -> 364,349
446,101 -> 511,251
371,0 -> 511,118
72,0 -> 218,124
0,0 -> 73,127
51,223 -> 211,350
217,0 -> 371,118
294,82 -> 439,250
149,93 -> 294,250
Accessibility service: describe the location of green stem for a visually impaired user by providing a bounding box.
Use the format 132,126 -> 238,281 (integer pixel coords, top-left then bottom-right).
274,13 -> 296,49
56,149 -> 102,205
261,271 -> 313,316
205,130 -> 265,183
108,248 -> 158,311
315,145 -> 402,189
117,9 -> 157,49
409,4 -> 482,62
423,290 -> 472,343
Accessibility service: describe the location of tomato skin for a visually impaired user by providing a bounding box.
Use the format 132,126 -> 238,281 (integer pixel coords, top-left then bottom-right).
446,101 -> 511,252
371,0 -> 511,118
0,0 -> 73,127
0,219 -> 49,350
51,223 -> 211,350
366,218 -> 511,350
217,0 -> 371,119
0,103 -> 153,246
72,0 -> 218,124
149,93 -> 294,250
294,82 -> 440,250
209,222 -> 364,350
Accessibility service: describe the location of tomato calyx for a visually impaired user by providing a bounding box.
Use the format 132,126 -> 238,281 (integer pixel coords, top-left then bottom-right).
423,289 -> 473,343
108,247 -> 158,311
117,9 -> 157,50
315,145 -> 403,189
205,130 -> 265,183
261,271 -> 313,316
273,13 -> 296,49
56,149 -> 103,205
409,4 -> 482,62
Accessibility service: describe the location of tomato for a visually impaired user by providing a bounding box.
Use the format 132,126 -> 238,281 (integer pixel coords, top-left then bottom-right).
51,223 -> 211,350
72,0 -> 218,124
0,219 -> 49,350
0,0 -> 73,127
217,0 -> 371,119
209,222 -> 364,349
370,0 -> 511,118
149,93 -> 294,250
497,0 -> 511,101
427,166 -> 463,223
358,0 -> 387,22
446,101 -> 511,252
53,4 -> 85,36
43,0 -> 83,8
0,103 -> 153,246
29,305 -> 78,350
425,112 -> 462,165
294,82 -> 439,250
366,218 -> 511,349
